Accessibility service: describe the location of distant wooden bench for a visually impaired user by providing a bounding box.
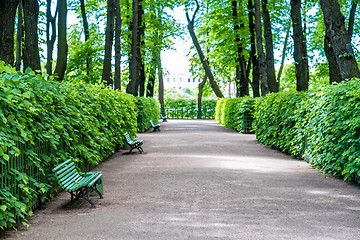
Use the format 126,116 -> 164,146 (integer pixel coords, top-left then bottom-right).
150,120 -> 160,132
52,159 -> 103,209
160,114 -> 167,122
124,132 -> 144,153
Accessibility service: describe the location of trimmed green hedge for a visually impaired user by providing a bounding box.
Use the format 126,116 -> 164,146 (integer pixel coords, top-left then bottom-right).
254,91 -> 309,157
165,98 -> 216,119
305,80 -> 360,182
135,97 -> 160,132
0,63 -> 137,229
254,79 -> 360,183
215,97 -> 255,133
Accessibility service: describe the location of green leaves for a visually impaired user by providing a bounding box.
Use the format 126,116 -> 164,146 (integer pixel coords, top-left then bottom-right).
252,78 -> 360,183
0,63 -> 138,229
215,97 -> 255,133
136,97 -> 160,133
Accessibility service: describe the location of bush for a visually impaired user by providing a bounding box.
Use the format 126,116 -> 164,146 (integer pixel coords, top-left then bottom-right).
0,63 -> 137,229
253,79 -> 360,183
215,97 -> 255,133
305,80 -> 360,182
254,91 -> 309,157
165,98 -> 216,119
135,97 -> 160,132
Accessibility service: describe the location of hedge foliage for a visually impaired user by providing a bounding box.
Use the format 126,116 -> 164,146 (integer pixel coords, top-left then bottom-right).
254,79 -> 360,183
164,98 -> 217,119
254,91 -> 309,157
215,97 -> 255,133
136,97 -> 160,132
0,63 -> 137,229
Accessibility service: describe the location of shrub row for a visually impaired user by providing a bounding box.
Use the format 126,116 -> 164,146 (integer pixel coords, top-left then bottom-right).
254,79 -> 360,183
0,63 -> 137,229
164,98 -> 217,119
136,97 -> 160,132
215,97 -> 255,133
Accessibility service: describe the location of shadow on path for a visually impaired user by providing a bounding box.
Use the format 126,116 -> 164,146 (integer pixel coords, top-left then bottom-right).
3,120 -> 360,240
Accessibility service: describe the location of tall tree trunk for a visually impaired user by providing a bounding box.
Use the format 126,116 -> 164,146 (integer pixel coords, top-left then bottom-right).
248,0 -> 260,97
291,0 -> 309,91
15,0 -> 23,71
146,57 -> 156,97
80,0 -> 91,76
254,0 -> 269,95
277,20 -> 291,82
102,0 -> 115,87
127,0 -> 140,96
0,0 -> 19,65
46,0 -> 57,76
324,34 -> 342,84
232,0 -> 249,97
138,0 -> 145,97
186,1 -> 224,98
347,4 -> 357,42
197,75 -> 207,119
114,0 -> 122,90
261,0 -> 277,92
54,0 -> 68,81
158,57 -> 165,114
319,0 -> 360,80
23,0 -> 41,72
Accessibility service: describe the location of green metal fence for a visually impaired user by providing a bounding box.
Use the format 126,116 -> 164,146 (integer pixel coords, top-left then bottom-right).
165,106 -> 215,119
0,134 -> 97,209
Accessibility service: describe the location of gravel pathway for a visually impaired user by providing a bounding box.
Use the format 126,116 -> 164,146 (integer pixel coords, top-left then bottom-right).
3,119 -> 360,239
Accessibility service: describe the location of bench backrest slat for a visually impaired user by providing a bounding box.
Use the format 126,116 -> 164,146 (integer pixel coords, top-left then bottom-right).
57,165 -> 78,179
60,170 -> 81,186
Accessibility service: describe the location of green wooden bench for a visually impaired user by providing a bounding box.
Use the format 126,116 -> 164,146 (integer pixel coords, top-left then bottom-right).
160,114 -> 167,122
52,159 -> 103,209
124,132 -> 144,153
150,120 -> 160,132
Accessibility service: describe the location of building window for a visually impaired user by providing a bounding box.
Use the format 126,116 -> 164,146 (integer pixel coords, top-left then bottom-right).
193,79 -> 195,83
173,78 -> 176,82
198,78 -> 201,83
167,78 -> 170,82
179,78 -> 182,82
188,78 -> 190,82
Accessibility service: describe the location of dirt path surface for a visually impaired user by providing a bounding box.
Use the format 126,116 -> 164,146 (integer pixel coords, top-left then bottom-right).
2,119 -> 360,240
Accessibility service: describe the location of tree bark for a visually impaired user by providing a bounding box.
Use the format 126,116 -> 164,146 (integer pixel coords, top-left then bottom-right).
46,0 -> 57,76
114,0 -> 122,90
80,0 -> 91,76
232,0 -> 249,97
138,0 -> 145,96
324,33 -> 342,84
254,0 -> 269,95
22,0 -> 41,72
248,0 -> 260,97
158,57 -> 165,114
186,1 -> 224,98
54,0 -> 68,81
261,0 -> 277,92
146,57 -> 156,97
347,4 -> 357,42
319,0 -> 360,80
197,75 -> 207,119
15,0 -> 23,71
102,0 -> 115,87
291,0 -> 309,91
277,20 -> 291,82
0,0 -> 19,66
127,0 -> 141,96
